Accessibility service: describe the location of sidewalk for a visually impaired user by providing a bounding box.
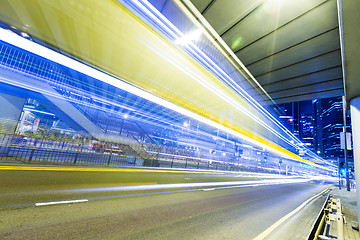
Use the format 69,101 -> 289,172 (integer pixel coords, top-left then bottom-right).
331,188 -> 360,239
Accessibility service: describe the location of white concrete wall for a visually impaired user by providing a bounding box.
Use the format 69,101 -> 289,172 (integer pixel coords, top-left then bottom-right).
350,97 -> 360,226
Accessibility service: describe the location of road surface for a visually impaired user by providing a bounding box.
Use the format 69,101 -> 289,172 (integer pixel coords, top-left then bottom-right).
0,165 -> 331,239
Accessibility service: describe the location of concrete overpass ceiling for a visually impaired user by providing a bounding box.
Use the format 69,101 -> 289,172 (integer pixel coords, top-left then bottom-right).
190,0 -> 344,104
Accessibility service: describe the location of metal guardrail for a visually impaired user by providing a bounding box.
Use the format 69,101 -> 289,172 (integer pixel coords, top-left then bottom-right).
0,133 -> 284,174
0,134 -> 240,171
307,194 -> 330,240
307,194 -> 345,240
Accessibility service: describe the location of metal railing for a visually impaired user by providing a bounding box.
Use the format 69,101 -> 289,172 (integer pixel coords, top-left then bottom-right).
0,134 -> 140,166
0,133 -> 245,172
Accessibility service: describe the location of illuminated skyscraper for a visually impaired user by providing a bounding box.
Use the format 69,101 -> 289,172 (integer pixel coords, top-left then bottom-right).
276,97 -> 353,165
318,97 -> 353,162
300,114 -> 314,151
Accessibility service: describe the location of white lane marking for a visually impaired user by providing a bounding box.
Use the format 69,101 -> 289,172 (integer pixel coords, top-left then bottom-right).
35,199 -> 88,206
203,188 -> 215,191
253,188 -> 331,240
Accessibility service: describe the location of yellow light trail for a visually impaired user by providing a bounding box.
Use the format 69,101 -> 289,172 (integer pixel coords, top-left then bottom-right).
0,0 -> 334,172
0,165 -> 224,175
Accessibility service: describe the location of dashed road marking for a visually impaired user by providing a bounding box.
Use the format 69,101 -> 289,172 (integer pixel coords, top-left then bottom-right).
35,199 -> 88,206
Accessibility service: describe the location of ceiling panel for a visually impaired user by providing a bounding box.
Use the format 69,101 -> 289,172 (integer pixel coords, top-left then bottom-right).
220,0 -> 327,52
255,51 -> 341,85
190,0 -> 344,104
264,89 -> 344,104
266,79 -> 343,98
235,0 -> 339,65
201,0 -> 262,34
262,67 -> 343,93
246,28 -> 341,76
190,0 -> 213,13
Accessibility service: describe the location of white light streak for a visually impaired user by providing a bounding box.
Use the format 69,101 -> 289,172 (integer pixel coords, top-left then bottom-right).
175,29 -> 202,45
23,108 -> 56,116
126,1 -> 302,147
65,178 -> 311,193
139,39 -> 297,148
125,0 -> 334,168
0,27 -> 297,161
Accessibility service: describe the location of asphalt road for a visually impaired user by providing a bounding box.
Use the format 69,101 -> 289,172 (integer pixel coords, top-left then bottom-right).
0,165 -> 331,239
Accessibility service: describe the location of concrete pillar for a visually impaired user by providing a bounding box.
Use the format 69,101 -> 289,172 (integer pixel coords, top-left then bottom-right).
350,97 -> 360,225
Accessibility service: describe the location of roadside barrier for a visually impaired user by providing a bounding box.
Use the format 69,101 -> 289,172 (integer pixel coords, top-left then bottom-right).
308,195 -> 345,240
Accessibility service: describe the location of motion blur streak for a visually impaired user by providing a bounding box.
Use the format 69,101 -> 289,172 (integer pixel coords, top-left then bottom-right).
64,178 -> 312,193
0,165 -> 222,175
0,27 -> 311,168
0,0 -> 334,171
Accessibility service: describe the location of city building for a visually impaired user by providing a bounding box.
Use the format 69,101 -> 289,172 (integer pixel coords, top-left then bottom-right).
317,97 -> 353,167
278,97 -> 353,168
